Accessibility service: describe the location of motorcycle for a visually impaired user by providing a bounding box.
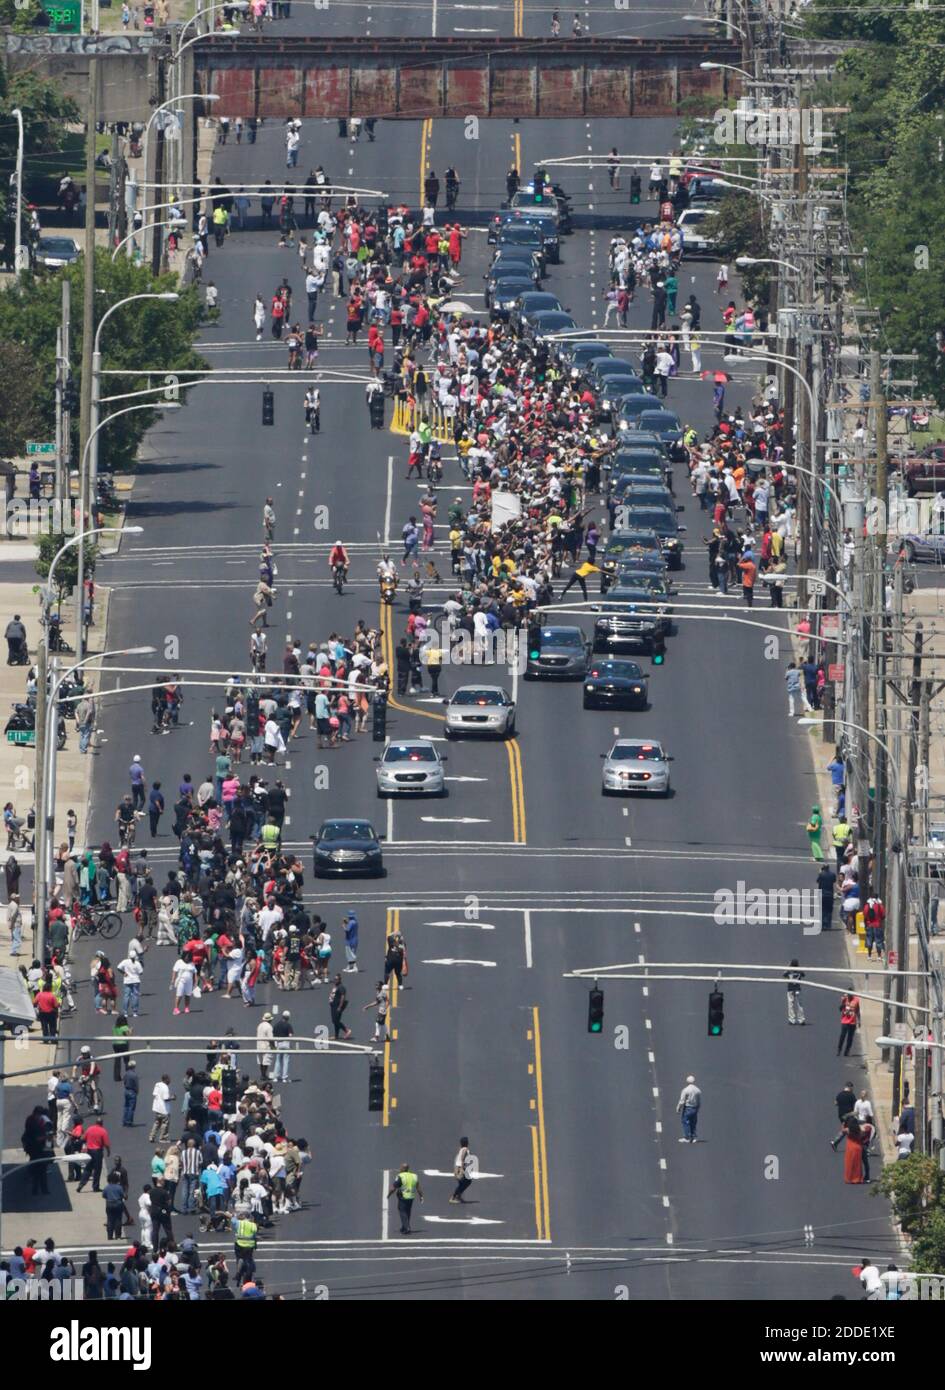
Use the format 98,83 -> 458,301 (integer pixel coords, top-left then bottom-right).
379,573 -> 398,605
332,562 -> 347,596
4,703 -> 66,749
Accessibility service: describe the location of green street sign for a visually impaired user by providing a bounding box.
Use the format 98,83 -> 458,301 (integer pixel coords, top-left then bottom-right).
42,0 -> 83,33
26,442 -> 56,456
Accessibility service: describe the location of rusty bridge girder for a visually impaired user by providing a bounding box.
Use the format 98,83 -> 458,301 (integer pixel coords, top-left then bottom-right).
192,36 -> 741,121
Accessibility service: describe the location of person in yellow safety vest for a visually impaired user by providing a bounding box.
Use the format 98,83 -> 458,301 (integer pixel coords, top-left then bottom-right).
260,817 -> 281,853
212,203 -> 229,248
832,816 -> 851,872
387,1162 -> 423,1235
233,1214 -> 258,1265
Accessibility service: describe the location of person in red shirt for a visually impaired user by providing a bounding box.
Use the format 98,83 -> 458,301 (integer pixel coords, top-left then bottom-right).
34,982 -> 59,1042
270,292 -> 285,340
76,1119 -> 110,1192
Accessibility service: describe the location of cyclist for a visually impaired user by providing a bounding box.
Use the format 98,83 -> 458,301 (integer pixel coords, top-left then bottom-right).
328,540 -> 350,584
72,1045 -> 102,1113
304,386 -> 321,434
115,795 -> 137,847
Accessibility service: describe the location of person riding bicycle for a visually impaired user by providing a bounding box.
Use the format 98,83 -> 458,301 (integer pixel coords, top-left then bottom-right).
73,1046 -> 102,1110
304,386 -> 321,433
328,541 -> 349,582
115,796 -> 137,845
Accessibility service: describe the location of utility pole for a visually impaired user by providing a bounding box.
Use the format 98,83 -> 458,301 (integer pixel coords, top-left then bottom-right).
56,279 -> 71,500
33,625 -> 47,961
78,57 -> 99,666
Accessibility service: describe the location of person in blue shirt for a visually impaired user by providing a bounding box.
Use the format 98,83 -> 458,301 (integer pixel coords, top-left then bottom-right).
344,911 -> 359,972
827,751 -> 845,815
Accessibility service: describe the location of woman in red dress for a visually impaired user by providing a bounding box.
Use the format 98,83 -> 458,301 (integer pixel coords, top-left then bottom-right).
843,1116 -> 864,1184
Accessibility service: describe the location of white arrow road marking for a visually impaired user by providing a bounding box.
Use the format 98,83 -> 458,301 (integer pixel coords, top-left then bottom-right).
423,1215 -> 505,1225
420,816 -> 491,824
415,697 -> 448,704
422,1169 -> 504,1179
422,958 -> 497,967
423,920 -> 496,930
444,775 -> 488,783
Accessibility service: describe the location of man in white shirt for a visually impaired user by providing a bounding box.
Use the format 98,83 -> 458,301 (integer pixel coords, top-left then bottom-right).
853,1090 -> 874,1126
116,953 -> 144,1018
859,1258 -> 883,1298
676,1075 -> 701,1142
148,1074 -> 173,1142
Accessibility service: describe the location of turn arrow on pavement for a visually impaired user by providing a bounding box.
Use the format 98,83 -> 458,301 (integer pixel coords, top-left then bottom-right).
424,920 -> 496,930
421,958 -> 497,967
420,816 -> 491,823
423,1215 -> 505,1225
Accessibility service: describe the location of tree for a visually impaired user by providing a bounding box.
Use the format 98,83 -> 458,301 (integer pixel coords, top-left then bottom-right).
877,1154 -> 945,1273
0,343 -> 44,457
0,250 -> 206,473
36,531 -> 97,616
0,65 -> 80,240
701,192 -> 771,306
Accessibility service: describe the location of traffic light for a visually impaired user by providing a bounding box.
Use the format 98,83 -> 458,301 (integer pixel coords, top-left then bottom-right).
221,1067 -> 238,1110
652,631 -> 666,665
262,388 -> 274,426
368,1056 -> 385,1111
371,691 -> 388,742
587,985 -> 604,1034
707,990 -> 724,1037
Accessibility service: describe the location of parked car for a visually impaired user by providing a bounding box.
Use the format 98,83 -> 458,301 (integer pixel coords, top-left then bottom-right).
34,236 -> 80,270
904,455 -> 945,496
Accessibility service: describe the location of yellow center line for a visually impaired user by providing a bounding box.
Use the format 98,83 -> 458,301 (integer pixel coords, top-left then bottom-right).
532,1006 -> 551,1241
514,0 -> 523,38
530,1125 -> 542,1238
505,737 -> 526,843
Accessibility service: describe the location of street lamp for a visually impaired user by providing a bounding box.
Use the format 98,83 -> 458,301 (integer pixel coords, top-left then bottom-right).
141,94 -> 219,260
90,292 -> 179,509
35,643 -> 156,959
683,13 -> 748,41
112,219 -> 183,263
736,255 -> 801,274
700,60 -> 755,82
77,400 -> 179,663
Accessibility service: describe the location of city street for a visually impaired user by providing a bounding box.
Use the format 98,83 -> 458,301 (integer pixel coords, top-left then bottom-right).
9,0 -> 902,1306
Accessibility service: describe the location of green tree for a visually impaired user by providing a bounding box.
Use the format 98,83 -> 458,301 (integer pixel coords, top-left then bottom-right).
0,65 -> 80,235
36,530 -> 97,615
0,342 -> 44,456
701,192 -> 770,305
877,1154 -> 945,1273
0,250 -> 206,472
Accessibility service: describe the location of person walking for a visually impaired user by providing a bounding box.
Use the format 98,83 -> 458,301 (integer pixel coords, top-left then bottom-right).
806,805 -> 824,861
863,895 -> 886,958
103,1171 -> 130,1240
148,782 -> 165,838
256,1012 -> 274,1080
675,1075 -> 701,1143
450,1136 -> 475,1204
783,959 -> 806,1024
122,1060 -> 139,1126
76,1117 -> 110,1192
817,863 -> 837,932
148,1074 -> 173,1143
831,1081 -> 856,1149
363,981 -> 390,1042
116,953 -> 142,1018
837,991 -> 860,1057
387,1163 -> 423,1234
343,910 -> 359,972
785,661 -> 810,718
328,974 -> 353,1039
272,1009 -> 294,1082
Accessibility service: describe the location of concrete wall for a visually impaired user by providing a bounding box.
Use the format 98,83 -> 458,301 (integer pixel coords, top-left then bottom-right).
4,33 -> 164,125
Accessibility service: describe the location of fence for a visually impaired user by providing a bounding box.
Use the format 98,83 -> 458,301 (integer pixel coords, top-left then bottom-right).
390,398 -> 454,442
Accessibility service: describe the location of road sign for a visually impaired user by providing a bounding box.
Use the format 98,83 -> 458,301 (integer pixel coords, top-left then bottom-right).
821,614 -> 840,639
828,663 -> 845,683
41,0 -> 82,33
26,442 -> 56,457
808,570 -> 827,598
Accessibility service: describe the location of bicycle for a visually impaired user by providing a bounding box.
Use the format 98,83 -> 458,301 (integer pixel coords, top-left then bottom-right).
117,811 -> 144,848
76,1072 -> 102,1115
73,906 -> 122,941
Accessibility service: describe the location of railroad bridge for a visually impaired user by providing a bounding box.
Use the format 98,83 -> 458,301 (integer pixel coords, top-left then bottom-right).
192,36 -> 741,121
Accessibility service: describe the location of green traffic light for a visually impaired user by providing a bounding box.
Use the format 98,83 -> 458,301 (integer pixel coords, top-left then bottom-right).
652,653 -> 664,665
590,1020 -> 602,1033
709,1024 -> 721,1035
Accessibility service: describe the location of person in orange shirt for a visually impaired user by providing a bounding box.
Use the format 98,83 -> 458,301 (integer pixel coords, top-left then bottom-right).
736,550 -> 757,607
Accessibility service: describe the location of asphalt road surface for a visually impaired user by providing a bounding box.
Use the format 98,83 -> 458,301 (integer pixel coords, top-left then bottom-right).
41,0 -> 896,1300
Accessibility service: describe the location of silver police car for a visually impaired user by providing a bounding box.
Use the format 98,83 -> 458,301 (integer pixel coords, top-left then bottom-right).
601,738 -> 672,796
375,738 -> 447,797
443,685 -> 516,739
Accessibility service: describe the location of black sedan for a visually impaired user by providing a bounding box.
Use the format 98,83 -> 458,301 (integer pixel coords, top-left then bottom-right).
312,819 -> 385,877
583,659 -> 650,710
